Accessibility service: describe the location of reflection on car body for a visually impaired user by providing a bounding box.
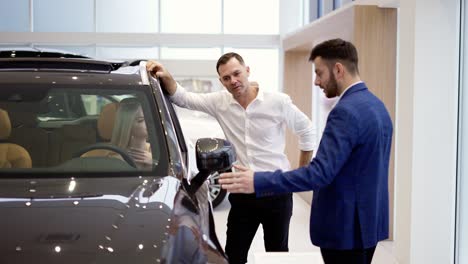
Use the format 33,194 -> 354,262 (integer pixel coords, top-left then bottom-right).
0,49 -> 234,264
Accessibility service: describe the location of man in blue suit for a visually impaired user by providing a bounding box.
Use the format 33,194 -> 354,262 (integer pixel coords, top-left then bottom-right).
219,38 -> 393,264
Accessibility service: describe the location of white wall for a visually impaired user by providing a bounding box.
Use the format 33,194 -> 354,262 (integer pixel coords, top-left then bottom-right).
395,0 -> 460,263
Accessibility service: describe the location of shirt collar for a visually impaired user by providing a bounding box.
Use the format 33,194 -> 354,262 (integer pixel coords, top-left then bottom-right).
332,81 -> 363,108
228,86 -> 263,105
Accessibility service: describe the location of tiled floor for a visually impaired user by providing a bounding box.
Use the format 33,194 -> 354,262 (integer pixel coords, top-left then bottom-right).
213,193 -> 398,264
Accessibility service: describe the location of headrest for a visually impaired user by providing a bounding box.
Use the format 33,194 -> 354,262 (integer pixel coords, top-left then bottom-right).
97,103 -> 119,141
0,109 -> 11,140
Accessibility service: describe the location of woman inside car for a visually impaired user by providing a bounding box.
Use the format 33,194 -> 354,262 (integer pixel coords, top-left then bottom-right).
110,97 -> 153,170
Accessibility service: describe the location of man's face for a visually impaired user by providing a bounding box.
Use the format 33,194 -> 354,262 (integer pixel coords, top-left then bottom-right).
218,58 -> 250,99
313,57 -> 339,98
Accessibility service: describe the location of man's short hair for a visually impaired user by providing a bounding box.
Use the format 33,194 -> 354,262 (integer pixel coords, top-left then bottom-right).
216,52 -> 245,73
309,38 -> 359,75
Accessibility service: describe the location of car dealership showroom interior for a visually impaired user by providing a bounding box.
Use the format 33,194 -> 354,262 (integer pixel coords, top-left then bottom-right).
0,0 -> 467,263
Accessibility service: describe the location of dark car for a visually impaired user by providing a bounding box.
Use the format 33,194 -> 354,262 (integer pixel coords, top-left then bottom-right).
0,49 -> 234,264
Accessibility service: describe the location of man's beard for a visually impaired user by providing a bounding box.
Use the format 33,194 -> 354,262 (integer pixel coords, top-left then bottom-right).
325,73 -> 339,98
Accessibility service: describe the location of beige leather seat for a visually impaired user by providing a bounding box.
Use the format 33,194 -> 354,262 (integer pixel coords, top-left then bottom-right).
0,109 -> 32,168
82,102 -> 119,158
8,111 -> 49,167
97,102 -> 119,141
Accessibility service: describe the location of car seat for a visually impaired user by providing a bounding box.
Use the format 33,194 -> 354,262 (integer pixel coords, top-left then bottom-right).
0,109 -> 32,168
8,111 -> 49,167
81,102 -> 119,157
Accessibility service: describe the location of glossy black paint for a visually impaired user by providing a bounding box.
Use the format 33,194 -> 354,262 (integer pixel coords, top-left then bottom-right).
0,175 -> 227,264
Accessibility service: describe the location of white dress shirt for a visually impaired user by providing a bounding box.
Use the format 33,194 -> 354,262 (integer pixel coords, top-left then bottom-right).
171,84 -> 317,172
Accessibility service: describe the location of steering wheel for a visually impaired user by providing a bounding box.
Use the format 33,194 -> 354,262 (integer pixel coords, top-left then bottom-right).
73,143 -> 137,168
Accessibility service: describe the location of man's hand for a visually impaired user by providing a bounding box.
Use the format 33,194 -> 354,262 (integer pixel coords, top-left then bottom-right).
146,60 -> 177,95
219,164 -> 255,194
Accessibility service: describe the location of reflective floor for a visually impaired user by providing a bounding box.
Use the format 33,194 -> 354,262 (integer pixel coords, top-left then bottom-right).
213,194 -> 397,264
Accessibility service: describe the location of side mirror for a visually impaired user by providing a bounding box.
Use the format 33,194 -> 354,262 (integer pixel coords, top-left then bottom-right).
196,138 -> 236,173
183,138 -> 235,204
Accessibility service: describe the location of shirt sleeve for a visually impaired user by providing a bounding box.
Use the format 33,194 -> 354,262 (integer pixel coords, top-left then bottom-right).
170,83 -> 219,116
282,95 -> 317,151
254,106 -> 359,196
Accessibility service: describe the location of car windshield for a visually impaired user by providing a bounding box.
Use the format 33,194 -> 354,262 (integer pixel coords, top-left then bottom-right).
0,83 -> 169,176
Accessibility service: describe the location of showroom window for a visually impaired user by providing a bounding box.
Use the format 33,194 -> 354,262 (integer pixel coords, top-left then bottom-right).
305,0 -> 354,23
0,0 -> 30,32
160,0 -> 221,34
1,0 -> 281,92
223,0 -> 279,34
96,0 -> 159,33
33,0 -> 94,32
96,46 -> 159,60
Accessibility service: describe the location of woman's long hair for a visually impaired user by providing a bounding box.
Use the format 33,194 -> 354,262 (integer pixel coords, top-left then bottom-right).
110,97 -> 142,149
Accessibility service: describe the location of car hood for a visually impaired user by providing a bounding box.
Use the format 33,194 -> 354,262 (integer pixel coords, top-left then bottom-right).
0,176 -> 180,264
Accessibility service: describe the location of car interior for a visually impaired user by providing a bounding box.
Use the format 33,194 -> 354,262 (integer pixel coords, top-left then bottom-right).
0,109 -> 32,168
0,86 -> 166,173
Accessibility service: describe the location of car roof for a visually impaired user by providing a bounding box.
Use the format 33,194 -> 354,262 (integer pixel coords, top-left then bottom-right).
0,70 -> 144,86
0,47 -> 88,59
0,50 -> 147,86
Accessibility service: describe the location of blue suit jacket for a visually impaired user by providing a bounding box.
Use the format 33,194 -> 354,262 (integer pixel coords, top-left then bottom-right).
255,82 -> 393,250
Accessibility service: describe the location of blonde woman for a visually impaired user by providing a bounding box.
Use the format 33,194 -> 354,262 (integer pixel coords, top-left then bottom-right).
110,97 -> 152,169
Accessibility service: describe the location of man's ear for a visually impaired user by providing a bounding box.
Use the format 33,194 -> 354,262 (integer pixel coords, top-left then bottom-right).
246,66 -> 250,76
334,62 -> 345,78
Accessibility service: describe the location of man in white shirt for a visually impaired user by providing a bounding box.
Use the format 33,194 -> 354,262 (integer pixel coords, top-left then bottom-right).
147,52 -> 316,264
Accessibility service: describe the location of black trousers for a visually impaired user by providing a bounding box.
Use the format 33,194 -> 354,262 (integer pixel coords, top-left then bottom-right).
320,246 -> 377,264
225,193 -> 293,264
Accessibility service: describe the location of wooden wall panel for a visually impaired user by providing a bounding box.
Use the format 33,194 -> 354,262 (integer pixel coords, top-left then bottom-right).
284,51 -> 314,203
353,6 -> 397,239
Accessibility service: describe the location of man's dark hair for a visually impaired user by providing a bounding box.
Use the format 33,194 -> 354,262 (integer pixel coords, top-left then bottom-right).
216,52 -> 245,73
309,38 -> 359,75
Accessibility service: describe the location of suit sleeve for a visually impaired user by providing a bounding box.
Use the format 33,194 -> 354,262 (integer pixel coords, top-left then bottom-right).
170,83 -> 219,116
254,106 -> 359,196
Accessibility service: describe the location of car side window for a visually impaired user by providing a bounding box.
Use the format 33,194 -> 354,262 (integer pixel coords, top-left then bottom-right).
149,76 -> 188,175
163,95 -> 188,155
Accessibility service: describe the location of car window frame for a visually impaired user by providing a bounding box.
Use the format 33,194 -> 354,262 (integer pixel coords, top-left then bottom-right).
149,76 -> 188,179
